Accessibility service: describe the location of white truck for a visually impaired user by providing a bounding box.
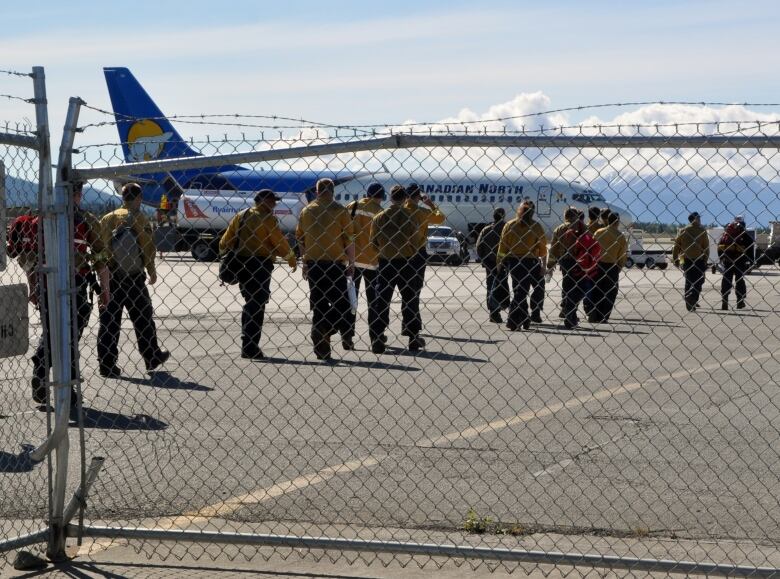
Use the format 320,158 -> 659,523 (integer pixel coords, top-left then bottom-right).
623,229 -> 668,270
426,226 -> 469,266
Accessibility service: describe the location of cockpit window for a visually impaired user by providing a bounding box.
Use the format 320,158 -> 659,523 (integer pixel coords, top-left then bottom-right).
572,189 -> 606,204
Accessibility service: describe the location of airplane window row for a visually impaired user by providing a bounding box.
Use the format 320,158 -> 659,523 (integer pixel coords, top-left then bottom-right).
334,193 -> 521,204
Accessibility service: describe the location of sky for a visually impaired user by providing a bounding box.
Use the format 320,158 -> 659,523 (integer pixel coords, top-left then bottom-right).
2,0 -> 780,145
3,0 -> 780,225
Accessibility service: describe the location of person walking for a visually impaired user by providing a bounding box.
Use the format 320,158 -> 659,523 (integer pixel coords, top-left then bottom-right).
476,208 -> 509,323
368,185 -> 424,353
672,212 -> 709,312
497,202 -> 548,331
403,183 -> 445,344
97,182 -> 169,377
219,189 -> 297,360
552,215 -> 601,329
718,215 -> 753,310
296,178 -> 355,360
547,207 -> 581,318
343,182 -> 385,349
16,182 -> 110,407
591,211 -> 627,322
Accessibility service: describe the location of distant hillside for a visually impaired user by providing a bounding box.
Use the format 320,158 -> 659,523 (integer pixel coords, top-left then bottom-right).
4,174 -> 121,213
592,174 -> 780,228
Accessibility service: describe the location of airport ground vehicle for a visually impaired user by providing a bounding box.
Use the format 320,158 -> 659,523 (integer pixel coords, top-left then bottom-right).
426,226 -> 469,266
624,229 -> 668,269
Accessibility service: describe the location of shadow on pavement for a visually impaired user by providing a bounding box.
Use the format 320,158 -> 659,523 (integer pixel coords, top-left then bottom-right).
120,371 -> 214,392
0,445 -> 37,473
384,347 -> 488,363
420,333 -> 504,345
261,356 -> 421,372
12,560 -> 383,578
71,408 -> 168,431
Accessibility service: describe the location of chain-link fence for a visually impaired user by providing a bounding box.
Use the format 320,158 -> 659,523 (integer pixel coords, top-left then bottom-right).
5,69 -> 780,575
0,67 -> 54,567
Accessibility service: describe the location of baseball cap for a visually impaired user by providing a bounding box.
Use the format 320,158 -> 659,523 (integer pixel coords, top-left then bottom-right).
366,182 -> 385,198
734,215 -> 744,223
254,189 -> 282,203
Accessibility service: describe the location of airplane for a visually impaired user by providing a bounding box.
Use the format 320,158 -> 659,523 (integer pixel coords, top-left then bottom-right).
103,67 -> 634,261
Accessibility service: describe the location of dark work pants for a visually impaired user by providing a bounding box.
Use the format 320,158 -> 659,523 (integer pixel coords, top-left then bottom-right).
721,256 -> 748,305
401,252 -> 427,335
343,266 -> 377,342
591,262 -> 621,322
32,275 -> 91,401
682,257 -> 707,308
369,257 -> 423,343
98,271 -> 162,369
238,257 -> 273,354
561,261 -> 588,326
506,257 -> 544,326
484,263 -> 510,316
307,261 -> 350,341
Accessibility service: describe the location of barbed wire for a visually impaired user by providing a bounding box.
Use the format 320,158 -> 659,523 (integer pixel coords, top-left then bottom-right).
77,100 -> 780,134
0,68 -> 32,78
1,93 -> 34,105
73,119 -> 780,152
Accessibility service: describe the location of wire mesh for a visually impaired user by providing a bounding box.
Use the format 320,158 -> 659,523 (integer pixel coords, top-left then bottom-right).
11,104 -> 780,575
0,143 -> 50,567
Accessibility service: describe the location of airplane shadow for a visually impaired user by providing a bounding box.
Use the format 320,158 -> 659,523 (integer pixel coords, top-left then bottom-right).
260,356 -> 420,372
420,333 -> 503,345
71,407 -> 168,431
384,347 -> 488,364
0,445 -> 37,473
120,371 -> 214,392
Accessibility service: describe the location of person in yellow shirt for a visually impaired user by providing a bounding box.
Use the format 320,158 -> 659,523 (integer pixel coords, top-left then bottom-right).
220,189 -> 298,359
295,178 -> 355,360
672,211 -> 710,311
403,183 -> 445,344
369,185 -> 424,353
343,182 -> 385,350
98,182 -> 169,377
497,201 -> 548,330
591,211 -> 628,322
547,206 -> 581,319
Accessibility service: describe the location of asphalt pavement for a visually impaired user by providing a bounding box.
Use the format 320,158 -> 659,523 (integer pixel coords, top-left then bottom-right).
2,256 -> 780,576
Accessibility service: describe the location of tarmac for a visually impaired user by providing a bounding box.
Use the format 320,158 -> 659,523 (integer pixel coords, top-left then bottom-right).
2,255 -> 780,577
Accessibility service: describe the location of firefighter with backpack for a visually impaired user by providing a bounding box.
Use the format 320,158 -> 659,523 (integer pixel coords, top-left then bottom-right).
476,208 -> 510,324
7,181 -> 110,408
718,215 -> 753,310
97,182 -> 169,377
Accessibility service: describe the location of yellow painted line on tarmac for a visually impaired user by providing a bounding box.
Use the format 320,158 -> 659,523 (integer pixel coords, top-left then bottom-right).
77,349 -> 775,556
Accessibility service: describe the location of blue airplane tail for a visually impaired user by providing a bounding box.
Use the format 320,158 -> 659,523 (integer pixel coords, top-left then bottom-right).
104,67 -> 199,163
103,67 -> 241,207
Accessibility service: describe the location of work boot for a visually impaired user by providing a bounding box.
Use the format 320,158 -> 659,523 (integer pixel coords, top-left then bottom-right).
408,336 -> 425,352
241,348 -> 265,360
489,312 -> 503,324
146,350 -> 170,372
737,301 -> 746,310
530,311 -> 543,324
522,319 -> 531,330
341,339 -> 355,351
31,376 -> 46,405
371,340 -> 386,354
721,299 -> 729,311
99,365 -> 122,378
312,330 -> 332,360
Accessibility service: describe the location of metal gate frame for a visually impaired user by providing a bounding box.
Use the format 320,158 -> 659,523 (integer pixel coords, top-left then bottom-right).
66,126 -> 780,576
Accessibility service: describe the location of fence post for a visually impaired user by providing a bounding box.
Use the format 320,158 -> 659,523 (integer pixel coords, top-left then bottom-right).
28,66 -> 82,560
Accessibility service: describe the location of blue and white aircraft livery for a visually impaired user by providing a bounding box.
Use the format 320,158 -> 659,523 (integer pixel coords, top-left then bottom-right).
104,67 -> 633,260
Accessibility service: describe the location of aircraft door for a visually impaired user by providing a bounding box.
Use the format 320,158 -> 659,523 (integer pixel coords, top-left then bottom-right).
537,186 -> 552,217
